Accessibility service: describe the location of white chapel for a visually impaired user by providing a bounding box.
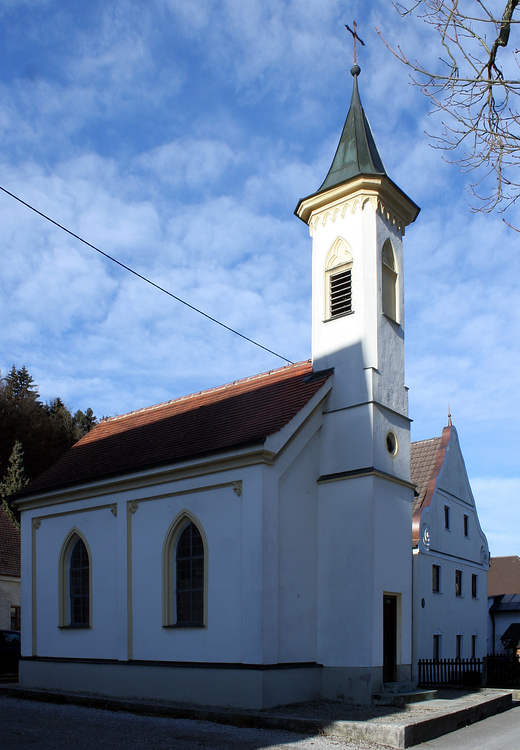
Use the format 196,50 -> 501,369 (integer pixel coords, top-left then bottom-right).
15,63 -> 421,708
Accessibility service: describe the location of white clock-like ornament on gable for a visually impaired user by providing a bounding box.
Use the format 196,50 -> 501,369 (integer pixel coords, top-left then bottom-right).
421,524 -> 431,550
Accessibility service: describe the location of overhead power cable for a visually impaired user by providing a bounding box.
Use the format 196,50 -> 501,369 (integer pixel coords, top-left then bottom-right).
0,185 -> 293,364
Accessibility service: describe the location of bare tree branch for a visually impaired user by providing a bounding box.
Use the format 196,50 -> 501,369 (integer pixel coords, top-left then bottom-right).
378,1 -> 520,213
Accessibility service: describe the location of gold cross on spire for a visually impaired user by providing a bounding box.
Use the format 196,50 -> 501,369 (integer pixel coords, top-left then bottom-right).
345,21 -> 365,65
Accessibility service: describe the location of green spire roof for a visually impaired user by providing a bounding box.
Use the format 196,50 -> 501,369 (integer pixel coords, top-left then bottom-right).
317,65 -> 386,194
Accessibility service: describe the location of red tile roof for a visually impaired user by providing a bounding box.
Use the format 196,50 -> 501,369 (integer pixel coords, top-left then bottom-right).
410,427 -> 451,546
488,556 -> 520,596
411,436 -> 443,514
18,361 -> 332,498
0,506 -> 20,577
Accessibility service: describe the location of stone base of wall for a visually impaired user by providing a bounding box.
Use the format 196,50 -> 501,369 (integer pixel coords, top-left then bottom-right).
20,658 -> 410,708
20,658 -> 322,710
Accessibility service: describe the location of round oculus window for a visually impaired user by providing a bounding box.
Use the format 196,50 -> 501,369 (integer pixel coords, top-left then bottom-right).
386,431 -> 398,457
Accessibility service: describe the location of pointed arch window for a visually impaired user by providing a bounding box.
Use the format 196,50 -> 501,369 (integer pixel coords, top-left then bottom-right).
70,538 -> 90,626
176,523 -> 204,626
382,239 -> 398,322
163,512 -> 207,628
59,530 -> 91,628
325,237 -> 353,320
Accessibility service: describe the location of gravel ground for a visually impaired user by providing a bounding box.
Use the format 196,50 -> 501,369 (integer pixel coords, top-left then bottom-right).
0,683 -> 511,750
0,694 -> 395,750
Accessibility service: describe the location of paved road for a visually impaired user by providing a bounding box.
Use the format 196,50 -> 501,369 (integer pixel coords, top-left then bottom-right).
417,704 -> 520,750
0,694 -> 383,750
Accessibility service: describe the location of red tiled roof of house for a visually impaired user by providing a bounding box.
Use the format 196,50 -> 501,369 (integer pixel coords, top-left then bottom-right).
488,556 -> 520,596
410,427 -> 451,546
411,435 -> 443,514
0,506 -> 20,577
18,361 -> 332,497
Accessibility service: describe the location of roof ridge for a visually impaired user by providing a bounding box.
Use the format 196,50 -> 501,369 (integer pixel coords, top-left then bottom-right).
102,360 -> 312,425
411,436 -> 441,447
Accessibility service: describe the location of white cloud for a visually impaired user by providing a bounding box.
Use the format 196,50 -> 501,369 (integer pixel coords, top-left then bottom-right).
472,478 -> 520,558
0,0 -> 518,562
137,138 -> 238,188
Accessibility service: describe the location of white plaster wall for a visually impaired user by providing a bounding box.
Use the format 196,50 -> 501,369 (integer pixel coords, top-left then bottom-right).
28,504 -> 119,660
413,553 -> 488,666
372,476 -> 413,669
310,200 -> 408,419
21,463 -> 268,667
20,513 -> 32,657
317,477 -> 375,667
309,188 -> 413,676
311,200 -> 371,414
373,215 -> 406,415
276,429 -> 320,663
372,407 -> 411,481
131,479 -> 245,663
239,467 -> 265,664
319,401 -> 372,477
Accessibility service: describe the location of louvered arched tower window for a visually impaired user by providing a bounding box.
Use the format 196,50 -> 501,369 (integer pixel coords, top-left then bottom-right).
325,237 -> 353,320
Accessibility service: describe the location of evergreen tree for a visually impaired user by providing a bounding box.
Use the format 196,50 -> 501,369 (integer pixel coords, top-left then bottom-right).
0,365 -> 98,484
4,365 -> 39,402
0,440 -> 28,530
73,407 -> 98,436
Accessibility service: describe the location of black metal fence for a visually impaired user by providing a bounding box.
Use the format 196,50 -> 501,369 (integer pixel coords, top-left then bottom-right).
418,658 -> 482,687
486,653 -> 520,687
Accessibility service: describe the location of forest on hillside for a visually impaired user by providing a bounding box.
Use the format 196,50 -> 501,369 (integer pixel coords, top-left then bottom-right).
0,365 -> 97,527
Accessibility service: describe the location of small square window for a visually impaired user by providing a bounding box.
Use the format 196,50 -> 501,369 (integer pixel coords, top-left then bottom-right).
455,569 -> 463,597
472,573 -> 478,599
432,564 -> 441,593
444,505 -> 450,530
464,514 -> 469,537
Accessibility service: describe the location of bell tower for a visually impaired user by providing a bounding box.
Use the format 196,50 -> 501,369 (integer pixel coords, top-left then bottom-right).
295,63 -> 419,481
295,63 -> 420,700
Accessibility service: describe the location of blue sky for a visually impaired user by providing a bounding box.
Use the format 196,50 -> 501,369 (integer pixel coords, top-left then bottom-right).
0,0 -> 518,556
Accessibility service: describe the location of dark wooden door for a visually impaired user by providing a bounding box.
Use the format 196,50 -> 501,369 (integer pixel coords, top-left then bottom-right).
383,595 -> 397,683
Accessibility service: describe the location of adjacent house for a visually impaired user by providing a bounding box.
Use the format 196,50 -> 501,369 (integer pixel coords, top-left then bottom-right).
0,506 -> 21,631
410,424 -> 489,680
488,556 -> 520,656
